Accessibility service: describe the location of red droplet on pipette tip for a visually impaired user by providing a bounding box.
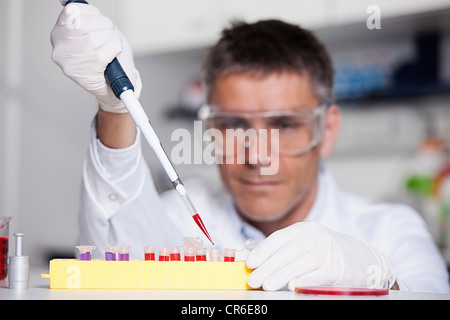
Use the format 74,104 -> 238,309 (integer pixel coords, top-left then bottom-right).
192,213 -> 214,245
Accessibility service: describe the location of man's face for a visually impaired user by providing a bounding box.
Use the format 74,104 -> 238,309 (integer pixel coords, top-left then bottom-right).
210,71 -> 323,223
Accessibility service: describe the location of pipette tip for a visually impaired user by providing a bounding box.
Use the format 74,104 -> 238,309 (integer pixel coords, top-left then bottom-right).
192,214 -> 214,245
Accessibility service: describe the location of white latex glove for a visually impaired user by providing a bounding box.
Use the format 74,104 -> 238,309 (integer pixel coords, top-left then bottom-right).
51,3 -> 142,113
246,222 -> 396,291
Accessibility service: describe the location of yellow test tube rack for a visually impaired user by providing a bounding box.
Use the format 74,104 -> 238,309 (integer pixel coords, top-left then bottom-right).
41,259 -> 254,290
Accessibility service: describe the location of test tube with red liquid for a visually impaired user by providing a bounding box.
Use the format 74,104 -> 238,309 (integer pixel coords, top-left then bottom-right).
104,246 -> 117,261
0,217 -> 12,281
184,247 -> 196,261
158,246 -> 169,261
143,246 -> 156,261
0,236 -> 7,280
117,246 -> 130,261
169,247 -> 181,261
196,248 -> 207,261
223,248 -> 236,262
76,245 -> 96,261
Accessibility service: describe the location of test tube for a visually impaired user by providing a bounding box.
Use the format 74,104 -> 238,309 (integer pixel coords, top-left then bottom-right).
196,248 -> 207,261
224,248 -> 236,262
169,247 -> 181,261
104,246 -> 117,261
158,246 -> 169,261
143,246 -> 156,261
117,245 -> 131,261
184,247 -> 196,261
76,245 -> 95,261
209,248 -> 221,262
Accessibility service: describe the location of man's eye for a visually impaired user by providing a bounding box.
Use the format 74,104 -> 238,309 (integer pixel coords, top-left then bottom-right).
269,117 -> 303,130
214,117 -> 247,130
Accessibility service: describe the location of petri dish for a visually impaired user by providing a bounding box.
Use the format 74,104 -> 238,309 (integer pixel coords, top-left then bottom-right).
295,286 -> 389,296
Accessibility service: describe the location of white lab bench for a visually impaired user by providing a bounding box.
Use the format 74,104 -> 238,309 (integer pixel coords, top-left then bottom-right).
0,267 -> 449,300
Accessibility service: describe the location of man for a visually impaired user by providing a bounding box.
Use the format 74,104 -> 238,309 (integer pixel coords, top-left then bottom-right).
51,3 -> 449,293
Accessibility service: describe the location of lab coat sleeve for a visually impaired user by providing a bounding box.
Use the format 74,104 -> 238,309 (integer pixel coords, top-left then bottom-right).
390,205 -> 450,293
78,120 -> 177,257
368,204 -> 450,294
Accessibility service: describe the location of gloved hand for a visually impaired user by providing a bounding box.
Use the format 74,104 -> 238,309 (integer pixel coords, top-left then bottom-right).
50,3 -> 142,113
246,222 -> 396,291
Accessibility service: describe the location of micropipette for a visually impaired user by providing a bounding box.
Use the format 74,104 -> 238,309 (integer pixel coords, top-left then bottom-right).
59,0 -> 214,245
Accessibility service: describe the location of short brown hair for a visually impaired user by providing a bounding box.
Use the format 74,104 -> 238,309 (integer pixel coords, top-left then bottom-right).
203,19 -> 334,104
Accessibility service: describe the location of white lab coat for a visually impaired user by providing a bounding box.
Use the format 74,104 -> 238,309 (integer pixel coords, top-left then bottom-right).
79,124 -> 450,293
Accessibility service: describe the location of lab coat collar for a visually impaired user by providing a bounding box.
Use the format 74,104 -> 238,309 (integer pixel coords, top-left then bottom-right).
304,162 -> 328,223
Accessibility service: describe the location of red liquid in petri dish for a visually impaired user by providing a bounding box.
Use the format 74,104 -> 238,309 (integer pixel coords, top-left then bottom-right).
224,256 -> 235,262
159,255 -> 169,261
295,286 -> 389,296
0,237 -> 8,280
145,253 -> 155,261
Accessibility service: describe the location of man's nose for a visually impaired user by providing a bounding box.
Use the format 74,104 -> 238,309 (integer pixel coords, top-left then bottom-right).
245,131 -> 271,166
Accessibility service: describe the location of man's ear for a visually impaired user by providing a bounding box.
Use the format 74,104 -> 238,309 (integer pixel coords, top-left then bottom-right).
320,104 -> 341,157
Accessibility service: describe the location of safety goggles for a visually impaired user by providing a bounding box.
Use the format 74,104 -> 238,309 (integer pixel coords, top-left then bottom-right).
198,103 -> 329,156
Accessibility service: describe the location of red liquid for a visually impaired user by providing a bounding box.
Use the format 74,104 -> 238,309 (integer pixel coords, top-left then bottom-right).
159,255 -> 169,261
295,286 -> 389,296
145,253 -> 155,261
192,214 -> 214,245
184,256 -> 195,262
224,256 -> 235,262
170,253 -> 181,261
0,237 -> 8,281
196,254 -> 207,261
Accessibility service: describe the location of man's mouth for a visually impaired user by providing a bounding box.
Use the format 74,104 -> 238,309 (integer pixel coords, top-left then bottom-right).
237,177 -> 282,189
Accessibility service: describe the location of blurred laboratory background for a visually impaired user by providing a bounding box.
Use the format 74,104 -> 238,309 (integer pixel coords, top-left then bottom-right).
1,0 -> 450,268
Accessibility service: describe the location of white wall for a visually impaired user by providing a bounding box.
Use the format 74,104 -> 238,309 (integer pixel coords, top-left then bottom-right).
1,0 -> 95,264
